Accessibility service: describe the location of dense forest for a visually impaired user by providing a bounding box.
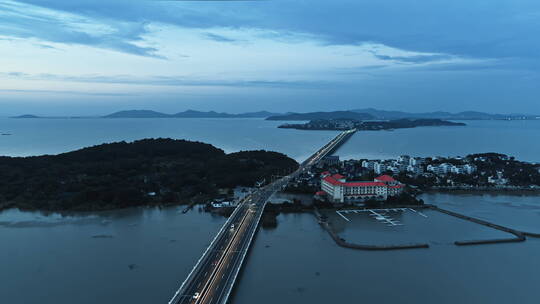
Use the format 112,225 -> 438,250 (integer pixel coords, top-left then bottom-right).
0,139 -> 298,211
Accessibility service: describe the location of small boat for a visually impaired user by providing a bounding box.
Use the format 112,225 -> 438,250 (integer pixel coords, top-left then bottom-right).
1,133 -> 12,136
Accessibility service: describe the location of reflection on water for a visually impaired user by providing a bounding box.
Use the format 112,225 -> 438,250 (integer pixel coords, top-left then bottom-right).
1,118 -> 540,303
233,198 -> 540,304
0,207 -> 226,304
1,192 -> 539,304
0,118 -> 336,161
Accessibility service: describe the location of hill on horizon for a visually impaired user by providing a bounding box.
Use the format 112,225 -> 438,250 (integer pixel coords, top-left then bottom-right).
350,108 -> 538,120
266,111 -> 374,121
103,109 -> 281,118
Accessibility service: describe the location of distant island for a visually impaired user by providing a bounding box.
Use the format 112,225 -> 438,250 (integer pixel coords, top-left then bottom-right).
10,114 -> 41,119
0,139 -> 298,211
278,119 -> 466,131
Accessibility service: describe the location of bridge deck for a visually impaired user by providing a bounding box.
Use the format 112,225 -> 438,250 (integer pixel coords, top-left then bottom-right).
168,129 -> 356,304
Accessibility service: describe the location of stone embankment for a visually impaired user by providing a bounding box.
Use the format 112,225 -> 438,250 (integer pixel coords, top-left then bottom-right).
313,208 -> 429,251
315,205 -> 538,250
427,205 -> 526,245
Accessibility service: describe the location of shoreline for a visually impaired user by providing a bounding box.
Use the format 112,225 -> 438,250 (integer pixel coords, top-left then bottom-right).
3,188 -> 538,214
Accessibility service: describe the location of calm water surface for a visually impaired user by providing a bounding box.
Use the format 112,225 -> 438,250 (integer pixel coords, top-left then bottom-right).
337,120 -> 540,162
1,118 -> 539,162
0,118 -> 336,161
233,194 -> 540,304
0,207 -> 225,304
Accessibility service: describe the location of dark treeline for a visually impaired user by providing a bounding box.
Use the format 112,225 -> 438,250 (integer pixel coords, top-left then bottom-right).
0,138 -> 298,211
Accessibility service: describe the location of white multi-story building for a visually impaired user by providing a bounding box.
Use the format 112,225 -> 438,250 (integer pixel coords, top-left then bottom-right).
428,163 -> 477,176
427,164 -> 444,175
398,155 -> 411,163
451,166 -> 465,174
374,163 -> 387,175
320,173 -> 404,204
409,157 -> 425,166
387,166 -> 401,174
362,160 -> 376,170
462,164 -> 477,174
407,165 -> 424,175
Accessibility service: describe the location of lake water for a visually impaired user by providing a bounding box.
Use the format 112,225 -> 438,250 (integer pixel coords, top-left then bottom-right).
1,118 -> 539,303
0,118 -> 336,161
232,194 -> 540,304
337,120 -> 540,162
1,118 -> 539,162
0,206 -> 226,304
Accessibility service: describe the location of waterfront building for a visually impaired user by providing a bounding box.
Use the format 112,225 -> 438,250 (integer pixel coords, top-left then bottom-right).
488,171 -> 509,185
211,201 -> 238,208
320,174 -> 404,204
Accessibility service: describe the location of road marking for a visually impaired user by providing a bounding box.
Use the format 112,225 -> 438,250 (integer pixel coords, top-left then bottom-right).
417,212 -> 428,218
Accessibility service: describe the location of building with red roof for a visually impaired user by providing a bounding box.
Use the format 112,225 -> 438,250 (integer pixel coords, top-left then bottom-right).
320,174 -> 404,203
374,175 -> 396,183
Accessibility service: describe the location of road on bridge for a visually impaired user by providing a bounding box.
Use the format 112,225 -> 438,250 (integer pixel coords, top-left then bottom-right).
168,129 -> 355,304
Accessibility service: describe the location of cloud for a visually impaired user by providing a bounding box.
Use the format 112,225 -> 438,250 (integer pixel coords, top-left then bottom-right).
5,0 -> 540,63
373,54 -> 453,64
0,71 -> 330,88
203,33 -> 238,43
0,88 -> 136,96
0,0 -> 164,57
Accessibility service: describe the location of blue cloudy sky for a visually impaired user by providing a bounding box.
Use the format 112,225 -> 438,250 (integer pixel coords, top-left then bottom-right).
0,0 -> 539,115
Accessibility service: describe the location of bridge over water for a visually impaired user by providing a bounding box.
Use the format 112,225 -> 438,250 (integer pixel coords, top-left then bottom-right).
168,129 -> 356,304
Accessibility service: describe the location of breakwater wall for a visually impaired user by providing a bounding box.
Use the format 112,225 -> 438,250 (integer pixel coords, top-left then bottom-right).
521,231 -> 540,238
428,205 -> 526,245
313,209 -> 429,251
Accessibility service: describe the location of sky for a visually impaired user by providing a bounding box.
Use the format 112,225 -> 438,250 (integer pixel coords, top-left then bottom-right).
0,0 -> 539,115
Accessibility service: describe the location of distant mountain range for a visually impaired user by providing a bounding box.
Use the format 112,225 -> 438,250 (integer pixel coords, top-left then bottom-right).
265,111 -> 374,121
9,108 -> 539,120
102,110 -> 280,118
11,114 -> 41,119
349,108 -> 539,120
